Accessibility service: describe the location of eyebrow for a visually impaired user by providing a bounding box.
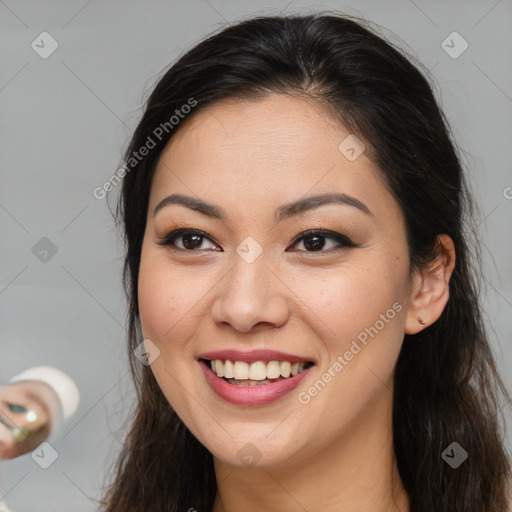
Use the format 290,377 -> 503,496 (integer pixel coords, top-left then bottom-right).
153,192 -> 373,222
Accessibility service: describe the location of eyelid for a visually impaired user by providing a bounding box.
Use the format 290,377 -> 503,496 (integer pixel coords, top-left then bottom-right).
156,228 -> 221,251
7,403 -> 28,413
288,229 -> 357,250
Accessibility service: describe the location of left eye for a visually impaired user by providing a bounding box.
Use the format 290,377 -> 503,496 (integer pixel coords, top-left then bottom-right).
157,229 -> 357,253
7,403 -> 28,414
156,229 -> 220,252
289,230 -> 357,252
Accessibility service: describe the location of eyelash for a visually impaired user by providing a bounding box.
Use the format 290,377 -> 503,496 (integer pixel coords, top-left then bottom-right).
156,228 -> 358,254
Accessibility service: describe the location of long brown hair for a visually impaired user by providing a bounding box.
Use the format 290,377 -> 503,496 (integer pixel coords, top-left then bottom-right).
100,12 -> 512,511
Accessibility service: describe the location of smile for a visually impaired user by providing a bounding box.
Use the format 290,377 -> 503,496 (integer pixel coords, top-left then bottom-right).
198,354 -> 315,406
208,359 -> 313,384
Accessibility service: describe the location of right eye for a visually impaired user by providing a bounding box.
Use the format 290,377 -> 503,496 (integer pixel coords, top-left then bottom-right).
7,403 -> 28,414
156,229 -> 221,252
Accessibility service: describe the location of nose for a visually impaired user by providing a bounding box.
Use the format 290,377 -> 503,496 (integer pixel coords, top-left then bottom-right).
210,252 -> 290,334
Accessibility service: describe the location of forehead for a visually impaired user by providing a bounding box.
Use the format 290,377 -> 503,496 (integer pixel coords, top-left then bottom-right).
150,94 -> 400,224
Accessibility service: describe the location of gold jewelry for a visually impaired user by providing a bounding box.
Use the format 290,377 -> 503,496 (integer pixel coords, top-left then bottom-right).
417,316 -> 426,325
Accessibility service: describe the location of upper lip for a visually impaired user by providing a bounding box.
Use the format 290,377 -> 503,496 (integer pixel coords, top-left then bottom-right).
197,349 -> 314,364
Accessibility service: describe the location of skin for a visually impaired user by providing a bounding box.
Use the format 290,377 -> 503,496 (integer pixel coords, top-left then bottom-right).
0,383 -> 51,459
138,94 -> 456,511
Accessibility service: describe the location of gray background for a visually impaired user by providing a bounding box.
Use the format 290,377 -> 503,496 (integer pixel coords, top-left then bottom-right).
1,1 -> 511,510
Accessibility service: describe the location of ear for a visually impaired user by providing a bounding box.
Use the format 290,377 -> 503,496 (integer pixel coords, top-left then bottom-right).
405,234 -> 456,334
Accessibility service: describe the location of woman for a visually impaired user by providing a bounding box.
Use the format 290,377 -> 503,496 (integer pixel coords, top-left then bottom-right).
100,12 -> 512,512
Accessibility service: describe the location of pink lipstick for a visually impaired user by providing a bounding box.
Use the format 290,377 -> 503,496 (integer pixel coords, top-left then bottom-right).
197,350 -> 315,406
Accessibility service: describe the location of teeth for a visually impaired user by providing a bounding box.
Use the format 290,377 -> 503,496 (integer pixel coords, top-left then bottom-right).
224,359 -> 234,378
266,360 -> 281,379
227,378 -> 273,386
234,361 -> 249,379
215,359 -> 224,377
209,359 -> 308,380
280,361 -> 291,378
249,361 -> 267,380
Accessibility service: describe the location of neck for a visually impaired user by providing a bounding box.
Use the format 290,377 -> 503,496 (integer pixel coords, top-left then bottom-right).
212,387 -> 409,512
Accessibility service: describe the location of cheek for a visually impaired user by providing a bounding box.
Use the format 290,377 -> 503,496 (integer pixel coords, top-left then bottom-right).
291,257 -> 407,404
137,246 -> 216,357
137,243 -> 190,342
138,269 -> 177,341
137,253 -> 197,415
291,259 -> 406,343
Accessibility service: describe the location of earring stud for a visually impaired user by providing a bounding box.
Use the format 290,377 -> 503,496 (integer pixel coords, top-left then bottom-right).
417,316 -> 426,325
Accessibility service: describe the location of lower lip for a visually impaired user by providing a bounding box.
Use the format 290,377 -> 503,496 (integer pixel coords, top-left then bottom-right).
199,359 -> 313,406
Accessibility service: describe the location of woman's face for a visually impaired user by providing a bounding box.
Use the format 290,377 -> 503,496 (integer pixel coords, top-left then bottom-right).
138,94 -> 414,468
